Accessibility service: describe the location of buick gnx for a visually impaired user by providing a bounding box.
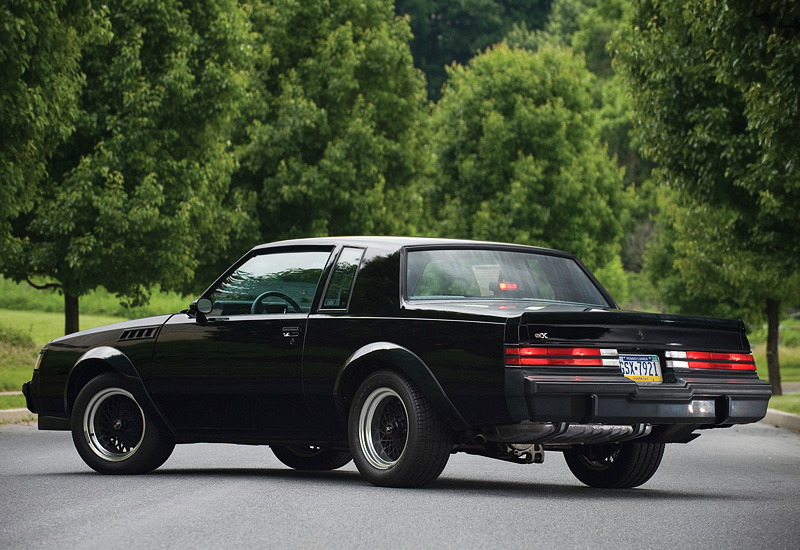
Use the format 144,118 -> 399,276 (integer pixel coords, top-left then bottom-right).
22,237 -> 772,487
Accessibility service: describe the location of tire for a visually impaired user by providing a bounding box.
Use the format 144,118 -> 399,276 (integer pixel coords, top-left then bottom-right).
563,442 -> 665,488
271,445 -> 352,471
348,370 -> 452,488
71,373 -> 175,474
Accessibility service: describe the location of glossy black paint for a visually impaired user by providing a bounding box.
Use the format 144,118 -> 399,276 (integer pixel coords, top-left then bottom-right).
25,237 -> 772,448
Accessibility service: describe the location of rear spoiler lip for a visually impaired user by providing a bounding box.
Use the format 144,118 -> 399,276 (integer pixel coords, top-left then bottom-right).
518,309 -> 742,331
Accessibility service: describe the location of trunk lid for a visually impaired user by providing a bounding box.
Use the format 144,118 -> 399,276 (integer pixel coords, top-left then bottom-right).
511,309 -> 748,352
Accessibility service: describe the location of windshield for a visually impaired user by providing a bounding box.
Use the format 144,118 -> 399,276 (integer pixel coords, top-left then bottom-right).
406,249 -> 610,307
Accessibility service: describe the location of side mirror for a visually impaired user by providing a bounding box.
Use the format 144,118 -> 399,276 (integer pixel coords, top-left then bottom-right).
196,298 -> 213,314
189,298 -> 213,324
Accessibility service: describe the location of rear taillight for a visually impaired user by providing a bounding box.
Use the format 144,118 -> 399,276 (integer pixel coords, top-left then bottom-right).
665,350 -> 756,371
506,347 -> 619,366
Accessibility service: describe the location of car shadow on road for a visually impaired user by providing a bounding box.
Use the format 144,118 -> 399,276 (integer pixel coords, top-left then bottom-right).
429,475 -> 748,501
117,466 -> 761,501
41,463 -> 767,502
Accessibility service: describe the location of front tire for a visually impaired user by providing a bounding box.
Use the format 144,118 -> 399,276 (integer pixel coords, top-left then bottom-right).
563,442 -> 665,488
349,370 -> 452,487
271,445 -> 352,471
71,373 -> 174,474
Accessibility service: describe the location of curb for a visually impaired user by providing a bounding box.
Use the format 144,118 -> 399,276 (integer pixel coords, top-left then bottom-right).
0,409 -> 36,424
761,408 -> 800,432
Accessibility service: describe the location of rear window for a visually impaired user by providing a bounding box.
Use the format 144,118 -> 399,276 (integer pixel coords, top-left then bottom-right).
406,249 -> 609,307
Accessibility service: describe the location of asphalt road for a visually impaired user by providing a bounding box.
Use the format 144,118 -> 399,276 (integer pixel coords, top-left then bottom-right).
1,423 -> 798,550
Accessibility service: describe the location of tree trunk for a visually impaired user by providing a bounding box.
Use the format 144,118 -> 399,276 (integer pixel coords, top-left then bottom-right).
766,298 -> 782,396
65,292 -> 80,335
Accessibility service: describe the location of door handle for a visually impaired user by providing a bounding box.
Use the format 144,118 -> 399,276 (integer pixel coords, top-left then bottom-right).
282,326 -> 301,338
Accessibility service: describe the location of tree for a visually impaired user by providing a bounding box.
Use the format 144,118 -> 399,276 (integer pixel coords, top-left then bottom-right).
395,0 -> 552,99
427,43 -> 627,275
615,0 -> 800,394
230,0 -> 430,253
507,0 -> 656,274
1,0 -> 253,334
0,0 -> 109,258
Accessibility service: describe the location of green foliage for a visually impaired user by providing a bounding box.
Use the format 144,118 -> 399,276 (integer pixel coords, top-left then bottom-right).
395,0 -> 551,99
616,0 -> 800,326
0,323 -> 34,348
508,1 -> 655,274
0,0 -> 110,252
1,0 -> 254,316
428,43 -> 627,271
695,1 -> 800,176
592,254 -> 628,305
230,0 -> 429,256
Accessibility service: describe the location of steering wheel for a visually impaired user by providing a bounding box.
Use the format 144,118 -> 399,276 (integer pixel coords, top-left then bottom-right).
251,291 -> 302,314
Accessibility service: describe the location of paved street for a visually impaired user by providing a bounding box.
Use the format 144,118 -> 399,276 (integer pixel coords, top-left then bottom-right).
1,422 -> 798,550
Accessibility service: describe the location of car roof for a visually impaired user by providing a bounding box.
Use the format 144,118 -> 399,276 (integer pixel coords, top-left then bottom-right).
250,236 -> 572,257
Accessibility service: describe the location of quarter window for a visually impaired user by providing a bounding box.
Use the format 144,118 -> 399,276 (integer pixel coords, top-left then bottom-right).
321,247 -> 364,310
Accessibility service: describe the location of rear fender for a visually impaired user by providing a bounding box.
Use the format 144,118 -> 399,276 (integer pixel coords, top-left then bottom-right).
67,346 -> 174,437
334,342 -> 469,431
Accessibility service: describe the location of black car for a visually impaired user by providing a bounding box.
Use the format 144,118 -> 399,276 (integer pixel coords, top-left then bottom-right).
22,237 -> 772,488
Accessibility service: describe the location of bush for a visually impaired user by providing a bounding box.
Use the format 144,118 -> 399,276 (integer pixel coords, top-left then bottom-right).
0,324 -> 35,348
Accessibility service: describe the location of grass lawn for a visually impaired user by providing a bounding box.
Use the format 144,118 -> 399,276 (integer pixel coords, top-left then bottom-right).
0,394 -> 26,409
769,394 -> 800,415
753,344 -> 800,382
0,309 -> 125,392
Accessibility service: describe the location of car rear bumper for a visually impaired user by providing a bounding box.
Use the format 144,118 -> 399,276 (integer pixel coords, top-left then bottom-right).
506,371 -> 772,426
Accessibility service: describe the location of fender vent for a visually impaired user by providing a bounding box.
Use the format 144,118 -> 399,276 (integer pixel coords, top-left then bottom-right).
118,327 -> 158,341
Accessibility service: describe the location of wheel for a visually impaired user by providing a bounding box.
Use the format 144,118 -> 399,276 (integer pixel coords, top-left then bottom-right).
563,441 -> 665,488
71,373 -> 174,474
348,370 -> 452,487
251,291 -> 302,314
271,445 -> 352,471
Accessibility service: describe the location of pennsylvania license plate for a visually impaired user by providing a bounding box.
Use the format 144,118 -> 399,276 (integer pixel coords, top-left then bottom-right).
619,354 -> 662,384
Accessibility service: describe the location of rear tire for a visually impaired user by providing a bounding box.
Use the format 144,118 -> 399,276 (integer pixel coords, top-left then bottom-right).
349,370 -> 452,488
563,442 -> 665,488
71,373 -> 174,474
271,445 -> 352,471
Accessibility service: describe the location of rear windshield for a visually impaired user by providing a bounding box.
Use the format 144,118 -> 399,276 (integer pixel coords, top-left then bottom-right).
406,249 -> 609,307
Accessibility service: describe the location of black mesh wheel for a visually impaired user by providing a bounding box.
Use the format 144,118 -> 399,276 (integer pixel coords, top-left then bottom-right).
71,373 -> 174,474
564,442 -> 665,488
349,370 -> 452,488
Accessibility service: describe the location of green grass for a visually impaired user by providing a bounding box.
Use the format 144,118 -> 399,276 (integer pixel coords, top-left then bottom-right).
0,276 -> 190,319
753,344 -> 800,382
0,310 -> 127,392
769,394 -> 800,415
0,394 -> 26,409
1,309 -> 126,347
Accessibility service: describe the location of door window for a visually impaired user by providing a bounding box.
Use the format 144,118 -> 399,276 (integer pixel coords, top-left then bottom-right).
208,250 -> 331,315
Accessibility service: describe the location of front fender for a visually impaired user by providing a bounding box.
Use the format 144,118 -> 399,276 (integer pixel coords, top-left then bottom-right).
67,346 -> 174,437
334,342 -> 470,431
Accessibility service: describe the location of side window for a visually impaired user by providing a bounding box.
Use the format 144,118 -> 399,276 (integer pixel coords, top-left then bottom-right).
321,247 -> 364,310
208,250 -> 331,315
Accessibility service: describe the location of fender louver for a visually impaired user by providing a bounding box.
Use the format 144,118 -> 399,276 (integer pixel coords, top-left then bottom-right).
118,327 -> 158,341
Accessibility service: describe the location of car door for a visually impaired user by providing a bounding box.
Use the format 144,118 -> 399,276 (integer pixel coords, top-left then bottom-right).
147,247 -> 333,437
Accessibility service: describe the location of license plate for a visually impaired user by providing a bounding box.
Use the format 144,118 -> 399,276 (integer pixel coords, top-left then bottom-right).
619,354 -> 662,384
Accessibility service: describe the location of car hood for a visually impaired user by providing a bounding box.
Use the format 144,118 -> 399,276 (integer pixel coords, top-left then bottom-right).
46,314 -> 175,348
